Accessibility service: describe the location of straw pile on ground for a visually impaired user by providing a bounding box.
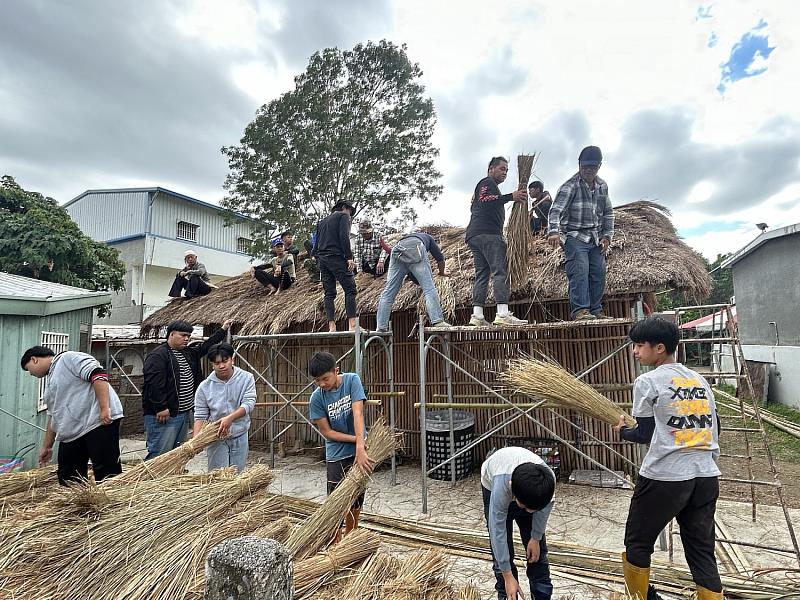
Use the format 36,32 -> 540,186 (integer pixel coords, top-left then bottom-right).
500,357 -> 636,428
285,418 -> 401,559
141,201 -> 711,335
0,465 -> 57,498
506,154 -> 535,292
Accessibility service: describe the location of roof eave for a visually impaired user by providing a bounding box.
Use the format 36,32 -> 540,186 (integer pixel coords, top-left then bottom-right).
0,293 -> 111,316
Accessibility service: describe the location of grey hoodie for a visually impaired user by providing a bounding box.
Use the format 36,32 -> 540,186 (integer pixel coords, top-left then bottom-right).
194,367 -> 256,439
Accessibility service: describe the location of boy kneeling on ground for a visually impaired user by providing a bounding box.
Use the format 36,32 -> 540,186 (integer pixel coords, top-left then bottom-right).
482,446 -> 556,600
614,316 -> 723,600
309,351 -> 374,543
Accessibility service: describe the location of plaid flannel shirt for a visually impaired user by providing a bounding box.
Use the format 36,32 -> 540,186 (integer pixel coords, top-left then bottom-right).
353,231 -> 389,270
548,173 -> 614,245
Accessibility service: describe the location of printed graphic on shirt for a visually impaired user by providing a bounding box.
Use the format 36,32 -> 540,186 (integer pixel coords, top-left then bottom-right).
664,376 -> 714,449
478,184 -> 499,202
327,394 -> 353,423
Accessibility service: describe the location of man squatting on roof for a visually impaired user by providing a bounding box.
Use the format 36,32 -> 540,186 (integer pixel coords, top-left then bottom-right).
547,145 -> 614,321
142,319 -> 232,459
193,343 -> 256,473
313,200 -> 358,331
354,219 -> 392,277
250,238 -> 296,295
375,231 -> 451,331
482,446 -> 556,600
466,156 -> 529,327
168,249 -> 213,300
21,346 -> 124,485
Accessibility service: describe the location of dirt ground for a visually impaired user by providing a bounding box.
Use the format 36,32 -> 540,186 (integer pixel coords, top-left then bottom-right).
119,439 -> 800,599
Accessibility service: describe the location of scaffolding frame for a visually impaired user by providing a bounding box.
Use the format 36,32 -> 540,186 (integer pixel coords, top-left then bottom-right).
232,328 -> 399,484
417,315 -> 641,513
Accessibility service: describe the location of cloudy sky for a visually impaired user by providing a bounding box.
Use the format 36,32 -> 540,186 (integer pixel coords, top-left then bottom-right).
2,0 -> 799,260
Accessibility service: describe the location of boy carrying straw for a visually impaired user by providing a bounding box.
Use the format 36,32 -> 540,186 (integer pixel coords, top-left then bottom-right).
614,316 -> 723,600
308,351 -> 374,542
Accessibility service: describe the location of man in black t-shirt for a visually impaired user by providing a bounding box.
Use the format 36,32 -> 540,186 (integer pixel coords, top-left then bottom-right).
465,156 -> 528,327
312,200 -> 358,331
528,181 -> 552,234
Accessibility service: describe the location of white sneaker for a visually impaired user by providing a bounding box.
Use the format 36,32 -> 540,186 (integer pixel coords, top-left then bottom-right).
468,315 -> 491,327
431,320 -> 452,328
493,313 -> 527,326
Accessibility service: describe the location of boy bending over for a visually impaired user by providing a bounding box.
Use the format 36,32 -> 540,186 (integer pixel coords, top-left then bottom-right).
309,352 -> 373,542
614,316 -> 722,600
482,446 -> 556,600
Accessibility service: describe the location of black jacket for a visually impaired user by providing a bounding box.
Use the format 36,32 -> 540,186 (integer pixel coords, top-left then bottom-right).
142,329 -> 227,417
312,211 -> 353,260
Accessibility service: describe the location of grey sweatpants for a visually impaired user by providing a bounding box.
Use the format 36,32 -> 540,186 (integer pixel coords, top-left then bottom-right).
467,233 -> 509,306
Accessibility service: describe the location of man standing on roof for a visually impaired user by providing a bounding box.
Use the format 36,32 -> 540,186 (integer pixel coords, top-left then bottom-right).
142,318 -> 232,459
168,250 -> 213,300
354,220 -> 391,277
466,156 -> 529,327
548,146 -> 614,321
528,181 -> 552,235
312,200 -> 358,331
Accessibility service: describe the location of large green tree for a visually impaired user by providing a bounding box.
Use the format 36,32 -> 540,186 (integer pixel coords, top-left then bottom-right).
0,176 -> 125,314
221,40 -> 442,254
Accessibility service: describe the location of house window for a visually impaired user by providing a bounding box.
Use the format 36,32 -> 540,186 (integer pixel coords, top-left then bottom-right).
176,221 -> 199,242
236,237 -> 253,254
38,331 -> 70,412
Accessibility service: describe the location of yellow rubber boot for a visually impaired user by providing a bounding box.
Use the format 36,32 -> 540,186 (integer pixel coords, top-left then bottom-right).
696,586 -> 724,599
622,552 -> 650,600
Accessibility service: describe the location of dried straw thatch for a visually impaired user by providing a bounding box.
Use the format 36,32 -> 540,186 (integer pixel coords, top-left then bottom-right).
506,154 -> 536,292
141,201 -> 710,335
500,357 -> 637,427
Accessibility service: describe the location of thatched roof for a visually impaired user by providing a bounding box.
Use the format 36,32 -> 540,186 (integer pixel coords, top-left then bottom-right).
141,201 -> 710,336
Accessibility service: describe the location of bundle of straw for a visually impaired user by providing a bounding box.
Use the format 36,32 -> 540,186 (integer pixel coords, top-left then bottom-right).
103,422 -> 221,486
284,418 -> 400,559
379,549 -> 450,600
252,515 -> 294,543
293,529 -> 380,598
506,154 -> 535,292
0,465 -> 57,497
500,357 -> 636,427
339,553 -> 400,599
458,584 -> 481,600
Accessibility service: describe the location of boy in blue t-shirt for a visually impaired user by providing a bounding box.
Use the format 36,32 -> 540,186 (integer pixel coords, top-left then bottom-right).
308,351 -> 373,542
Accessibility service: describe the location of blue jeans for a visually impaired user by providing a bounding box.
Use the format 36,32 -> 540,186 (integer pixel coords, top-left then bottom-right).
144,410 -> 191,460
376,239 -> 444,329
207,433 -> 249,473
482,486 -> 553,600
563,236 -> 606,318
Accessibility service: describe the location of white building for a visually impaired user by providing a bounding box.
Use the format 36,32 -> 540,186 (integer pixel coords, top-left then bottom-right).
65,187 -> 261,325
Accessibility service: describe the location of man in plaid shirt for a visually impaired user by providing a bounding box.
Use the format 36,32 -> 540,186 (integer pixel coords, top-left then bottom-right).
548,146 -> 614,321
354,220 -> 391,277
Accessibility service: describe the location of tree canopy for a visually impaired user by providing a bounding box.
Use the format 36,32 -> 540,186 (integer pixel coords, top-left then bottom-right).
221,40 -> 442,254
0,176 -> 125,314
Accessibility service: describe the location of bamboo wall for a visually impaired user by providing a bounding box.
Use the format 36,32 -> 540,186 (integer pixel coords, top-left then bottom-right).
242,295 -> 640,477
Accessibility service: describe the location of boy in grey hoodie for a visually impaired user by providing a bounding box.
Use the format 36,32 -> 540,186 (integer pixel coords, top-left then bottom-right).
193,343 -> 256,472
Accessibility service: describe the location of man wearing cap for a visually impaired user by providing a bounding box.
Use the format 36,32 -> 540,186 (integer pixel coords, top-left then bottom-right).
142,318 -> 232,459
250,239 -> 296,294
548,146 -> 614,321
168,250 -> 213,300
354,220 -> 391,277
312,200 -> 358,331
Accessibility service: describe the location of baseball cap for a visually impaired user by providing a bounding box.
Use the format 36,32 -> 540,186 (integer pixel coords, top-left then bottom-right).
578,146 -> 603,166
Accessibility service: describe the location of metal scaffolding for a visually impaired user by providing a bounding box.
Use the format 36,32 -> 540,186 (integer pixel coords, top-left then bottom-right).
416,315 -> 640,513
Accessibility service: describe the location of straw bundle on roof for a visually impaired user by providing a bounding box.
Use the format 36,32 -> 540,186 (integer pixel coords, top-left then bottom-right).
506,154 -> 535,293
141,201 -> 711,335
293,529 -> 381,598
103,422 -> 221,486
500,357 -> 636,427
284,418 -> 400,559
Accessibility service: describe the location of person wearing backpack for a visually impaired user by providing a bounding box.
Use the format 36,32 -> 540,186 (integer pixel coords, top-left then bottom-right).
375,232 -> 451,332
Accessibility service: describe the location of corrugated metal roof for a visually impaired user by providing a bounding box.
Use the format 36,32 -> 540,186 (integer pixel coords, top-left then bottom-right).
0,272 -> 108,300
721,223 -> 800,269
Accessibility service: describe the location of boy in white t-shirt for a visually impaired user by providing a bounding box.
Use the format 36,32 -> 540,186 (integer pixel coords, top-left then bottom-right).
614,316 -> 722,600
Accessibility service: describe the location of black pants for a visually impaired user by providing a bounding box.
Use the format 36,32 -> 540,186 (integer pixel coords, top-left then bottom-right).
482,486 -> 553,600
326,456 -> 365,509
319,256 -> 357,320
57,419 -> 122,485
360,256 -> 390,277
467,233 -> 510,306
625,476 -> 722,592
254,269 -> 293,290
169,272 -> 211,298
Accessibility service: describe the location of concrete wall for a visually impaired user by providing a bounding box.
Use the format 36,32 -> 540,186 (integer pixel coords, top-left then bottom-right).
732,234 -> 800,346
742,345 -> 800,409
